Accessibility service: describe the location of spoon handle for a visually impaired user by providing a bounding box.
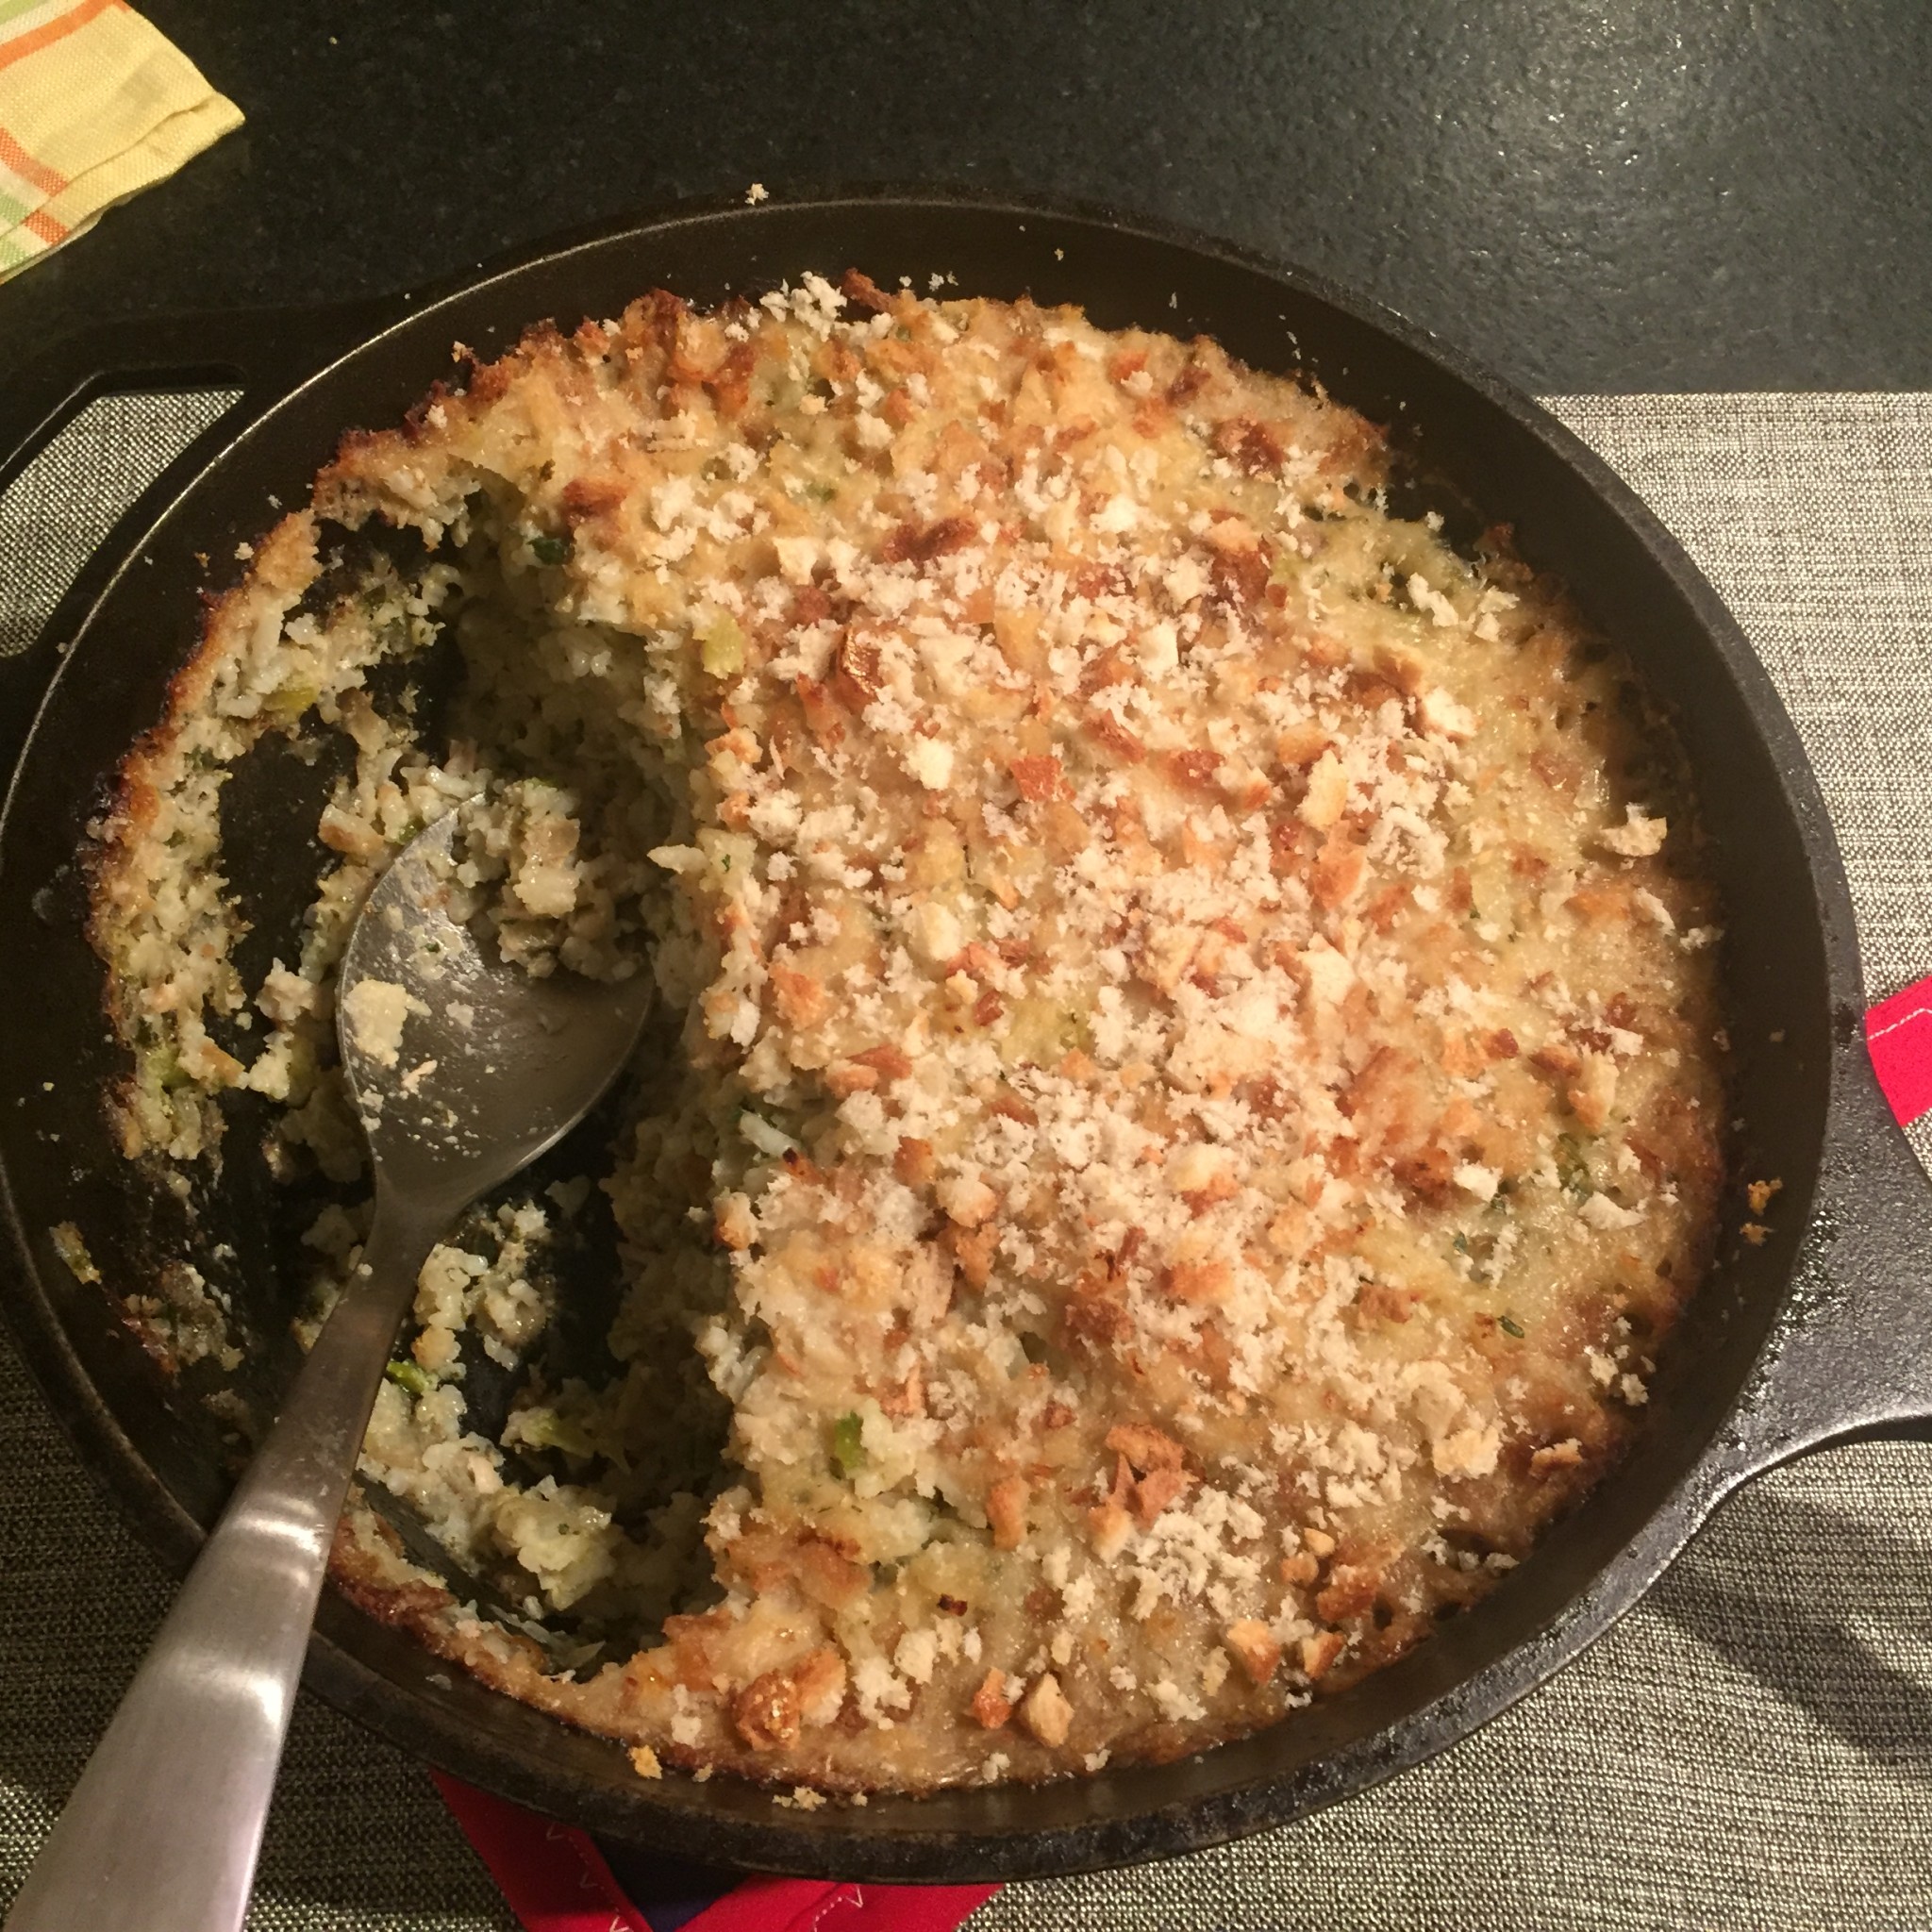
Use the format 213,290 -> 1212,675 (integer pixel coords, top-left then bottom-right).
5,1189 -> 447,1932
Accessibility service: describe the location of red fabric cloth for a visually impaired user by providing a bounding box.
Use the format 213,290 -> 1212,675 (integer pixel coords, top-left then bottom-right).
683,1876 -> 1002,1932
433,1775 -> 654,1932
1866,974 -> 1932,1127
433,1774 -> 999,1932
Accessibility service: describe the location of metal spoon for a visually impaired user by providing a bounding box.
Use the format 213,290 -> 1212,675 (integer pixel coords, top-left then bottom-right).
7,813 -> 651,1932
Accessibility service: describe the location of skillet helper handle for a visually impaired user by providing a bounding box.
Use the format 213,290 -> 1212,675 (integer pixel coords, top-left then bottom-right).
2,1187 -> 445,1932
0,315 -> 249,497
0,300 -> 388,791
1719,1045 -> 1932,1485
0,302 -> 389,496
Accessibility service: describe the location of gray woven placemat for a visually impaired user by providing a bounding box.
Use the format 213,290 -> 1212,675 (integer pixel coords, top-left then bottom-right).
1,391 -> 1928,1932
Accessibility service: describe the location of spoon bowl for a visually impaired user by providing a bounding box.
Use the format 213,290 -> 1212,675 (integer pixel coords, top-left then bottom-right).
339,813 -> 654,1211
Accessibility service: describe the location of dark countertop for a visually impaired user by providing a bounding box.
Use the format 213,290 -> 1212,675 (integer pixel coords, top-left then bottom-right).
2,0 -> 1929,395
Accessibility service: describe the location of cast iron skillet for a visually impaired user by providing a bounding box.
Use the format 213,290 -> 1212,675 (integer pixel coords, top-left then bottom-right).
2,193 -> 1930,1883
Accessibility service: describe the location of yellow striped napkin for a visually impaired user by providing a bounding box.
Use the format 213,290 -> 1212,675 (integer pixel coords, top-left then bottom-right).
0,0 -> 240,284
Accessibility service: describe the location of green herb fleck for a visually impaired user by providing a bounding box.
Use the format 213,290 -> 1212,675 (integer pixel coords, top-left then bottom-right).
386,1358 -> 433,1397
805,480 -> 838,504
518,1407 -> 597,1459
1555,1133 -> 1591,1199
1451,1232 -> 1473,1257
830,1411 -> 866,1478
530,534 -> 570,566
1499,1314 -> 1525,1339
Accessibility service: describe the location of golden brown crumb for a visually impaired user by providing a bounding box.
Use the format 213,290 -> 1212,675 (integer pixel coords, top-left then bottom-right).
1019,1673 -> 1074,1747
1104,1422 -> 1188,1472
732,1670 -> 803,1751
971,1669 -> 1013,1730
1300,1632 -> 1347,1681
1224,1619 -> 1282,1686
713,1192 -> 756,1250
986,1474 -> 1030,1550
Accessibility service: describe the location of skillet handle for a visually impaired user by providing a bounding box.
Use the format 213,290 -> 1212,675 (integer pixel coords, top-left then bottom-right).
1717,1043 -> 1932,1485
0,319 -> 227,501
0,302 -> 393,497
0,299 -> 392,781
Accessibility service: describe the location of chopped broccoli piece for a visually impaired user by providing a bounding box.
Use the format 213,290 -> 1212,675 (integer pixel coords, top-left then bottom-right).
830,1411 -> 866,1478
385,1358 -> 434,1398
517,1407 -> 598,1459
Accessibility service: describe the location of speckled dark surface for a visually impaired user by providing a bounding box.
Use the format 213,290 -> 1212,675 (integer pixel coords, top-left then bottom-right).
2,0 -> 1928,391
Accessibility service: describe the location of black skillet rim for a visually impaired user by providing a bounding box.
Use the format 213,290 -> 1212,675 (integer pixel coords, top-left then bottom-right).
0,187 -> 1865,1881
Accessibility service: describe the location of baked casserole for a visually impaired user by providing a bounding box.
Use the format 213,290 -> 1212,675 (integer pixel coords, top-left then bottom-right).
87,269 -> 1724,1793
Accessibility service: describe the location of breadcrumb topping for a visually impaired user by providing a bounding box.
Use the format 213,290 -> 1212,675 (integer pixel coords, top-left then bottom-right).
90,271 -> 1725,1795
